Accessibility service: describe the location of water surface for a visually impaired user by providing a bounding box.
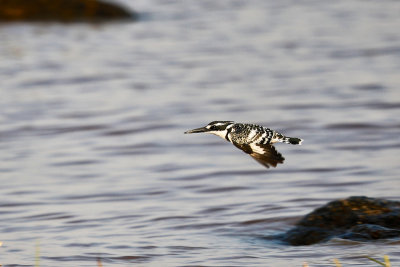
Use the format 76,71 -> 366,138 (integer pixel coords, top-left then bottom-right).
1,0 -> 400,266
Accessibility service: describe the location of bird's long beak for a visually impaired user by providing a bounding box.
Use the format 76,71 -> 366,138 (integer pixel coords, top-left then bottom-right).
184,126 -> 208,134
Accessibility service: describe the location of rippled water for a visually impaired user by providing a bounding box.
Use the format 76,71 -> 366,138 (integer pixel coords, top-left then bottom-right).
1,0 -> 400,266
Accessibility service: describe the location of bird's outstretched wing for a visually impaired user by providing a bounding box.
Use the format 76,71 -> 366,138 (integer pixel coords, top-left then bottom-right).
233,142 -> 285,168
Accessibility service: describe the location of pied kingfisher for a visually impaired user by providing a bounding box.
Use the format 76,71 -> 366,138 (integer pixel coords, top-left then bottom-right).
184,121 -> 303,168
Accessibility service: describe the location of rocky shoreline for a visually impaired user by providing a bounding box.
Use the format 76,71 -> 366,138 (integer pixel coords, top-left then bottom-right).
0,0 -> 137,22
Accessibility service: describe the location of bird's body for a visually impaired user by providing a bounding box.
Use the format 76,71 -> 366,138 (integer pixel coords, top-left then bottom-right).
184,121 -> 303,168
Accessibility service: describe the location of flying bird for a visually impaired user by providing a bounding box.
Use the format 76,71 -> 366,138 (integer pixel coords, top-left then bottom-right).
184,121 -> 303,168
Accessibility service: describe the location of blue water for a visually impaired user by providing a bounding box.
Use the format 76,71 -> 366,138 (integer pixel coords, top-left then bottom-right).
1,0 -> 400,266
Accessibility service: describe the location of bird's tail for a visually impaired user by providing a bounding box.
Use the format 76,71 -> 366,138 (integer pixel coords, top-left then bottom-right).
283,136 -> 303,145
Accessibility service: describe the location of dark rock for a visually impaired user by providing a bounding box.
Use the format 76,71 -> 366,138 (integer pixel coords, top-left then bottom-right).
0,0 -> 136,23
281,196 -> 400,245
340,224 -> 400,241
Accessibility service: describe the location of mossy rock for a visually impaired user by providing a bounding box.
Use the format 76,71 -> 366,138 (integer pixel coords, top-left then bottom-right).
281,196 -> 400,245
0,0 -> 136,22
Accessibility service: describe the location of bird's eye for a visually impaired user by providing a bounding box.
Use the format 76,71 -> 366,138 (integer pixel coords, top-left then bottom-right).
210,125 -> 217,130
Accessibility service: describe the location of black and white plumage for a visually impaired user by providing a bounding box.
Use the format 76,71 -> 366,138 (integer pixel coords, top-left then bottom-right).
184,121 -> 303,168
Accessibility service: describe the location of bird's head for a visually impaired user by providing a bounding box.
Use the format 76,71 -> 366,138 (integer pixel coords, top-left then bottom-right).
184,121 -> 234,139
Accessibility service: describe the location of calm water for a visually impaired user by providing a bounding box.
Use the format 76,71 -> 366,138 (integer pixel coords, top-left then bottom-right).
1,0 -> 400,266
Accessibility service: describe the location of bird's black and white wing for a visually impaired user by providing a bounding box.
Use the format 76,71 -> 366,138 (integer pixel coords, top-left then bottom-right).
233,142 -> 285,168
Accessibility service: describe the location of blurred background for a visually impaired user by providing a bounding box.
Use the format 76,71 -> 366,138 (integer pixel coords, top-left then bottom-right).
0,0 -> 399,266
